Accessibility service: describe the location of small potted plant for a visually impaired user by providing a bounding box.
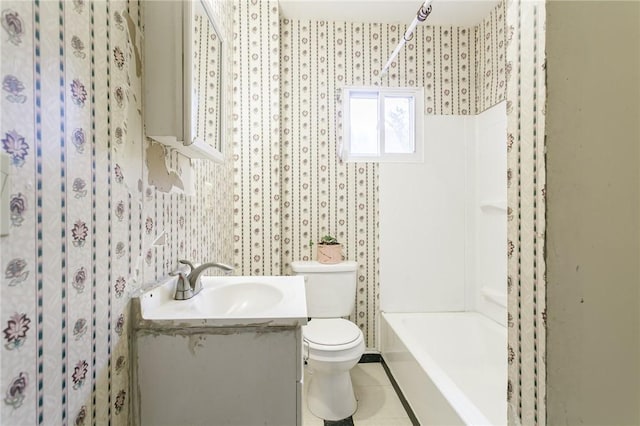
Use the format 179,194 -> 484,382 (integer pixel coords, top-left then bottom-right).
316,235 -> 343,264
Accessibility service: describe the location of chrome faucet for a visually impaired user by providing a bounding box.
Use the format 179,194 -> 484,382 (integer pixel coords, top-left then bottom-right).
172,259 -> 234,300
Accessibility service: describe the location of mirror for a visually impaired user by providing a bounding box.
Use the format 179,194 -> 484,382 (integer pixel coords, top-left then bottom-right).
184,0 -> 224,161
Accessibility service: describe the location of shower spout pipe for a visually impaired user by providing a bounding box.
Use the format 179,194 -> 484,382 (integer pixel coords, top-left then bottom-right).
380,0 -> 434,76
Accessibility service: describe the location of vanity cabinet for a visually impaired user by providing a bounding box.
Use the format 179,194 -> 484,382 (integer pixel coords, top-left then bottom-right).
134,327 -> 303,425
143,0 -> 224,162
130,274 -> 308,425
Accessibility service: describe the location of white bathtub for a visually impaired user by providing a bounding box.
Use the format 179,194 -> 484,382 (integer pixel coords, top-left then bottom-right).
380,312 -> 507,426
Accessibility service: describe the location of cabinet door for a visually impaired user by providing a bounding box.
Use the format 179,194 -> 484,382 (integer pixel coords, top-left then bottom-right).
136,329 -> 300,425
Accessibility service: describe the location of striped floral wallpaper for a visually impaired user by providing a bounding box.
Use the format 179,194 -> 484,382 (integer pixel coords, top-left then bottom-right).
505,0 -> 547,424
234,0 -> 506,348
476,0 -> 507,112
0,1 -> 234,425
232,0 -> 283,277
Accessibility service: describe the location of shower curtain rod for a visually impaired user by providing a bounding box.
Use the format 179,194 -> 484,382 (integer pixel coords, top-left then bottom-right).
380,0 -> 434,76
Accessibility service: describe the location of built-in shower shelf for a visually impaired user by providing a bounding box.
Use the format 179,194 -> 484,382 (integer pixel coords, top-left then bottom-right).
481,287 -> 507,308
480,200 -> 507,213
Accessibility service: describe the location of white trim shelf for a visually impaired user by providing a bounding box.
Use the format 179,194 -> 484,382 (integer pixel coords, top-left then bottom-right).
151,137 -> 224,162
479,200 -> 507,213
481,286 -> 507,308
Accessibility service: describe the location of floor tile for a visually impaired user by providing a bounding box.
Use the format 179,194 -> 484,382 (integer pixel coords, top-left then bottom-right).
303,407 -> 325,426
303,363 -> 413,426
353,385 -> 409,420
350,363 -> 389,387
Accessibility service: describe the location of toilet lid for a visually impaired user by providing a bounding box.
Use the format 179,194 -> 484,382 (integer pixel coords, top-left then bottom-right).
303,318 -> 362,346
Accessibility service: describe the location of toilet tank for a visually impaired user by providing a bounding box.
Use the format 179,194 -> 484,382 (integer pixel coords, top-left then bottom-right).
290,261 -> 358,318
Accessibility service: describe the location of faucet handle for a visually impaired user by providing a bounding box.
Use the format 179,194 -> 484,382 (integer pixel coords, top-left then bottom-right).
178,259 -> 196,272
187,262 -> 234,293
173,272 -> 194,300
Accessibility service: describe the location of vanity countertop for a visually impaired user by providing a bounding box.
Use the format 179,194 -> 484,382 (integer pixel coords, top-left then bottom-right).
134,274 -> 308,328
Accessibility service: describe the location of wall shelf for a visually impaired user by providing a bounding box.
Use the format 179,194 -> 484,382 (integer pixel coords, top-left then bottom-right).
479,199 -> 507,213
481,286 -> 507,308
152,137 -> 224,162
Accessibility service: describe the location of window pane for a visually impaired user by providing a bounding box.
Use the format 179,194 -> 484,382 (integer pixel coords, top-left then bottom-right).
349,96 -> 379,155
384,96 -> 414,154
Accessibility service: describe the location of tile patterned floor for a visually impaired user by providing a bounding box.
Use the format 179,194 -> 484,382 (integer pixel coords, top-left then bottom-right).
302,363 -> 414,426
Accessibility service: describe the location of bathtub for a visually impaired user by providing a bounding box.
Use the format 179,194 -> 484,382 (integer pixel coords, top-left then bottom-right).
380,312 -> 507,426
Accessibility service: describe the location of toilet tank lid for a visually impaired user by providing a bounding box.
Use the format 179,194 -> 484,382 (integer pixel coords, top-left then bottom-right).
291,260 -> 357,273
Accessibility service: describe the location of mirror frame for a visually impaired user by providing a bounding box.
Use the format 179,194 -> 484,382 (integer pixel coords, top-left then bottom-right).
183,0 -> 225,163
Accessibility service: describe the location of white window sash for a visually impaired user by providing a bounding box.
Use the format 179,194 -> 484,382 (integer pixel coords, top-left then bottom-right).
341,86 -> 424,163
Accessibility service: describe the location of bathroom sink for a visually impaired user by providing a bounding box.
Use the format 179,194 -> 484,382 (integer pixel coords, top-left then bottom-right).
196,281 -> 284,315
137,274 -> 307,327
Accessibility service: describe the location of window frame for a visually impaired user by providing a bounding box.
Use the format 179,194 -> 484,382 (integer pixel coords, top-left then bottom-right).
340,86 -> 424,163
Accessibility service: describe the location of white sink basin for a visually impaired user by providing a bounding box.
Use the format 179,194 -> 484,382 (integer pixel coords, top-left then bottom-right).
196,281 -> 284,315
137,275 -> 307,327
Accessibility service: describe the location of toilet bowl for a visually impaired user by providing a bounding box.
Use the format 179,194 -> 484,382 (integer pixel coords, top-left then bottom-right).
290,260 -> 363,421
303,318 -> 365,421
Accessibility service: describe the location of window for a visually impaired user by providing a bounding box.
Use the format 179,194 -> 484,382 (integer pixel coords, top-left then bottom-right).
340,86 -> 424,162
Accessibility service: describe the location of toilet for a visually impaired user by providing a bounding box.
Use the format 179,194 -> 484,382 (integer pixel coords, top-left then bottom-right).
291,260 -> 365,421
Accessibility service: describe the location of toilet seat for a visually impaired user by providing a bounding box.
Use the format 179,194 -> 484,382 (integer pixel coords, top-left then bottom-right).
303,318 -> 363,352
